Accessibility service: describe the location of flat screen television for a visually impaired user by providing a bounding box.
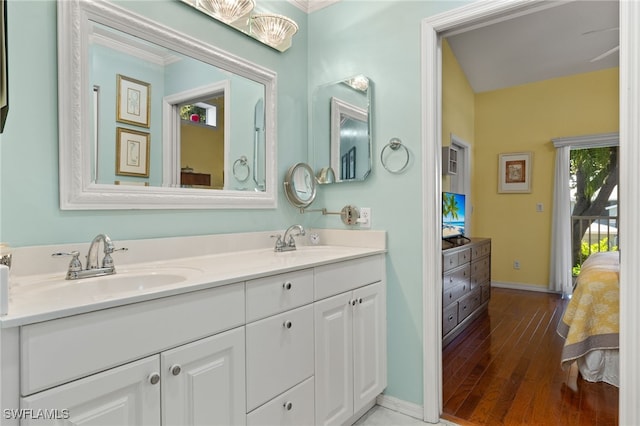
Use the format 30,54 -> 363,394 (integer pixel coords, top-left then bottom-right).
442,192 -> 466,240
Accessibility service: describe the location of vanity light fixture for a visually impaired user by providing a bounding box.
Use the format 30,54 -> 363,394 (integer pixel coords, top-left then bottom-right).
198,0 -> 254,24
250,13 -> 298,50
180,0 -> 298,52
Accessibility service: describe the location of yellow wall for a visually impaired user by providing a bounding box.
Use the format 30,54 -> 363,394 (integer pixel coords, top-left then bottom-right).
181,122 -> 224,189
473,68 -> 619,288
441,40 -> 475,192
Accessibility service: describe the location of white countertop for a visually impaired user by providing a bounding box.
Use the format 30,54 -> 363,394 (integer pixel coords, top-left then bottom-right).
2,231 -> 386,328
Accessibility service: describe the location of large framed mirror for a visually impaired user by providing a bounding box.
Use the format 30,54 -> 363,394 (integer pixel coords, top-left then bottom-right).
310,75 -> 372,183
58,0 -> 277,209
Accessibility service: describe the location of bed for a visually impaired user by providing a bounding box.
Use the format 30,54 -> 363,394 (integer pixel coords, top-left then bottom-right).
556,251 -> 620,387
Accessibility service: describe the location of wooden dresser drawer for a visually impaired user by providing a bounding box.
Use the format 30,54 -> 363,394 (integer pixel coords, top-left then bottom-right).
472,242 -> 491,260
471,257 -> 490,276
443,303 -> 459,335
245,304 -> 314,411
443,264 -> 470,289
20,283 -> 245,396
247,377 -> 314,426
246,269 -> 314,322
443,281 -> 469,307
458,288 -> 482,322
443,252 -> 459,271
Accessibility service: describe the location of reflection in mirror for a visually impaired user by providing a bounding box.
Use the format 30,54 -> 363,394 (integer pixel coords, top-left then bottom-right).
59,0 -> 276,209
311,75 -> 372,183
283,163 -> 317,209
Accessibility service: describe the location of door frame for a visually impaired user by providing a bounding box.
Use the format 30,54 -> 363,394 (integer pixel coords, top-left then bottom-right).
421,1 -> 640,423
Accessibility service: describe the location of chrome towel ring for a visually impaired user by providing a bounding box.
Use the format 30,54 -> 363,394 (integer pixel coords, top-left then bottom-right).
233,156 -> 251,182
381,137 -> 409,174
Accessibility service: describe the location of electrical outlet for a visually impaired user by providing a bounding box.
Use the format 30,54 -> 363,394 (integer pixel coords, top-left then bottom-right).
513,260 -> 521,270
359,207 -> 371,229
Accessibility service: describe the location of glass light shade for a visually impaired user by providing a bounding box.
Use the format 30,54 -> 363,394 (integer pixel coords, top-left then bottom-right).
250,14 -> 298,48
198,0 -> 255,24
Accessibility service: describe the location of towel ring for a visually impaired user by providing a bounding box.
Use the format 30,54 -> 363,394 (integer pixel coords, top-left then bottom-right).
233,156 -> 251,182
381,138 -> 410,174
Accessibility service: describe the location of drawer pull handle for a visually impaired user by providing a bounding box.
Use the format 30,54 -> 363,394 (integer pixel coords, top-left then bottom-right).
283,320 -> 293,329
283,401 -> 293,411
358,298 -> 363,304
148,373 -> 160,385
448,315 -> 454,321
170,364 -> 182,376
351,299 -> 357,306
283,282 -> 293,290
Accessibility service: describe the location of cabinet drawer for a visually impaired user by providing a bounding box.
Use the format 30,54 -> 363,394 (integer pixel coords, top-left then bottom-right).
481,282 -> 491,303
472,242 -> 491,260
442,252 -> 459,271
247,377 -> 314,426
246,304 -> 314,411
314,254 -> 384,300
458,288 -> 482,322
458,248 -> 471,264
471,257 -> 490,276
443,303 -> 458,336
443,281 -> 469,307
20,283 -> 245,396
246,269 -> 314,322
443,264 -> 470,289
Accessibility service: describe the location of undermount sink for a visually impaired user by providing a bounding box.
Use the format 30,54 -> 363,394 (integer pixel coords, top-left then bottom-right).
11,266 -> 203,303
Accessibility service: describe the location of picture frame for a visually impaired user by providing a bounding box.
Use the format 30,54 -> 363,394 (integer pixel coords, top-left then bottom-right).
498,152 -> 532,193
116,74 -> 150,128
116,127 -> 150,177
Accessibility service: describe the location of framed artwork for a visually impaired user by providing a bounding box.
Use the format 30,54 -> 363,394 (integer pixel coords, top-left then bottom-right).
116,74 -> 150,128
498,152 -> 532,193
0,0 -> 8,133
116,127 -> 150,177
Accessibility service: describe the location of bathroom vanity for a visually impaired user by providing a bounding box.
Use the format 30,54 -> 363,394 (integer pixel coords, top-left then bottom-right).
0,230 -> 386,426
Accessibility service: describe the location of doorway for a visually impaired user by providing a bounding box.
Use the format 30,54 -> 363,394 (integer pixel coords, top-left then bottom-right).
421,1 -> 640,424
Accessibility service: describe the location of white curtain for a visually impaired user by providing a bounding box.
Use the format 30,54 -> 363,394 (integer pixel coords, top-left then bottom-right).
549,145 -> 572,295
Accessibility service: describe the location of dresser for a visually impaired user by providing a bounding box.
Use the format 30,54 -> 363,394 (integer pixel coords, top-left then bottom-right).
442,238 -> 491,346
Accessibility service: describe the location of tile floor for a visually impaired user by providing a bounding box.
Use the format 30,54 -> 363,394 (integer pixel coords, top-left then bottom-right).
354,405 -> 458,426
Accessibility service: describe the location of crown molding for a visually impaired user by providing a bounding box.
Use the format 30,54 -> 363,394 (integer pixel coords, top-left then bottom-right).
287,0 -> 341,14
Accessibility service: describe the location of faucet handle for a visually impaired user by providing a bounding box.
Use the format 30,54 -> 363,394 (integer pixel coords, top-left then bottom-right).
270,234 -> 285,250
102,247 -> 128,268
52,251 -> 83,272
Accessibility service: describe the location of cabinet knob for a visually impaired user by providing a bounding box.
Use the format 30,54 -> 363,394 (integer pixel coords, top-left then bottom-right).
358,298 -> 363,304
283,320 -> 293,329
448,315 -> 454,322
148,373 -> 160,385
170,364 -> 182,376
283,281 -> 292,290
351,299 -> 357,306
283,401 -> 293,411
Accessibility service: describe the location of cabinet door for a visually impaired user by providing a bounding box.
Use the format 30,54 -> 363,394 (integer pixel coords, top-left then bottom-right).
161,327 -> 246,426
314,292 -> 354,426
21,356 -> 160,426
353,281 -> 387,413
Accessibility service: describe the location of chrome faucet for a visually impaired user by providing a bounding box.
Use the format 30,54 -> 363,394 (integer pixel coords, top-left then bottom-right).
272,225 -> 306,252
52,233 -> 127,280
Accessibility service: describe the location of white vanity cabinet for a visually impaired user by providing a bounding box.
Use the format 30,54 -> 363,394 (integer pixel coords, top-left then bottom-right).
19,283 -> 246,426
314,256 -> 387,426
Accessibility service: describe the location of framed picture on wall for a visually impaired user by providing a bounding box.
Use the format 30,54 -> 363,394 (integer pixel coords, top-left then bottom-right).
116,74 -> 150,128
116,127 -> 150,177
498,151 -> 532,193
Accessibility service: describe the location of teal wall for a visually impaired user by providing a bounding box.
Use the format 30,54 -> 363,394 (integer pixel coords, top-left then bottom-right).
0,0 -> 471,410
306,0 -> 469,406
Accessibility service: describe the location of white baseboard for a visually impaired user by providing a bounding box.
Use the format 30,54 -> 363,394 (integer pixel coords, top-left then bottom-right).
491,281 -> 561,294
376,394 -> 424,420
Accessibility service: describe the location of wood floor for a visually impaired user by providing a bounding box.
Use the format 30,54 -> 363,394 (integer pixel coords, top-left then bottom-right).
442,288 -> 618,426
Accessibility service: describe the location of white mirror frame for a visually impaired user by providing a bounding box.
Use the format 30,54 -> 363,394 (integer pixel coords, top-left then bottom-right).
58,0 -> 277,209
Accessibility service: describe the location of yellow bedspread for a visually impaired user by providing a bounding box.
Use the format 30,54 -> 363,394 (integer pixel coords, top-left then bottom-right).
557,252 -> 619,369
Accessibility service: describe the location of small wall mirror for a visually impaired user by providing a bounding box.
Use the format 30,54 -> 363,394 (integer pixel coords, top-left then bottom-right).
311,75 -> 372,183
58,1 -> 277,209
283,163 -> 317,209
